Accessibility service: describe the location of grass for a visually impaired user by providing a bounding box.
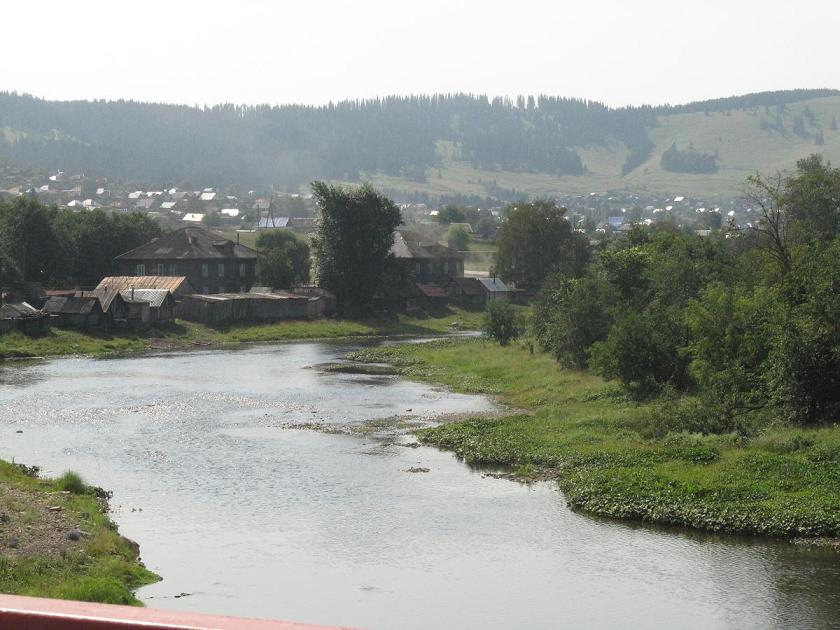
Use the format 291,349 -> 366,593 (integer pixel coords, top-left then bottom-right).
346,338 -> 840,538
0,307 -> 487,360
0,461 -> 158,604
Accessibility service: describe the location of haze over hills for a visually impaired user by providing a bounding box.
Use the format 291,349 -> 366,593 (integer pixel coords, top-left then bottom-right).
1,88 -> 839,201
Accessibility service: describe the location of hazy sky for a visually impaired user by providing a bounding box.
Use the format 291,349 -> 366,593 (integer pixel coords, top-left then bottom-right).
3,0 -> 838,108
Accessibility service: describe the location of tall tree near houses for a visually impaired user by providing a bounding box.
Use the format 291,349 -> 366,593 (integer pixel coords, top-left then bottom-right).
311,182 -> 402,316
495,200 -> 590,290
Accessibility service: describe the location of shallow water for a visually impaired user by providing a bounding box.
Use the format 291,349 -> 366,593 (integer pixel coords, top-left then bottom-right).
1,341 -> 838,630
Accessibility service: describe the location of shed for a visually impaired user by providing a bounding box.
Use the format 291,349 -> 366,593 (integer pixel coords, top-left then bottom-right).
75,289 -> 128,322
0,302 -> 50,336
120,289 -> 176,323
416,283 -> 449,309
477,277 -> 512,302
177,292 -> 310,324
44,296 -> 106,330
452,277 -> 486,308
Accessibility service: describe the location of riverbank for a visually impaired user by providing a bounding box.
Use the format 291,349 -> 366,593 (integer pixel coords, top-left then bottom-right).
0,307 -> 485,360
0,461 -> 157,604
346,338 -> 840,538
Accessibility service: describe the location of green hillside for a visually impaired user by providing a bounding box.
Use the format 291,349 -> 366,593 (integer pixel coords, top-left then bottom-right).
2,90 -> 839,199
370,96 -> 840,199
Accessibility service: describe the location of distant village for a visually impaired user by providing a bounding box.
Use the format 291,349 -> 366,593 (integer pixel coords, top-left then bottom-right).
0,163 -> 753,336
0,164 -> 763,236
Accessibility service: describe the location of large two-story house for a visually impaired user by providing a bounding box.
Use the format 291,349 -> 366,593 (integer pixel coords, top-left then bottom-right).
391,229 -> 464,282
115,227 -> 259,294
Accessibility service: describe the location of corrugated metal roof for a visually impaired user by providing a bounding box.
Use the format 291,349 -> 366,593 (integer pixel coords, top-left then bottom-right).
0,302 -> 40,319
184,292 -> 307,303
478,277 -> 510,293
120,289 -> 172,308
97,276 -> 194,294
257,217 -> 290,228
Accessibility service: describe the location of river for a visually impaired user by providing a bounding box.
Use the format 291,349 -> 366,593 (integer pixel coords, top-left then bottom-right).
0,341 -> 838,630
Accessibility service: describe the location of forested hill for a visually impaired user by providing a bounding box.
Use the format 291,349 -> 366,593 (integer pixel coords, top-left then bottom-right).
1,89 -> 839,197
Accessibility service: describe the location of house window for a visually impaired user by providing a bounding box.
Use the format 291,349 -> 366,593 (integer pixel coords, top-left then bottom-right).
168,263 -> 177,276
202,263 -> 209,278
202,286 -> 209,295
218,263 -> 225,277
239,263 -> 246,277
443,261 -> 449,274
156,263 -> 165,276
136,263 -> 146,276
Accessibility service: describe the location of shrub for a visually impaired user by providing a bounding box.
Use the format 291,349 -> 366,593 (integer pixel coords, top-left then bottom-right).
482,301 -> 519,346
55,470 -> 87,495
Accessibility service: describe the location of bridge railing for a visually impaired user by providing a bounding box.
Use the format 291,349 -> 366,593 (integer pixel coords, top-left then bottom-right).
0,594 -> 352,629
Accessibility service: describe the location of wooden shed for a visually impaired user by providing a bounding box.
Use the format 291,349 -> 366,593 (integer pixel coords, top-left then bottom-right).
44,296 -> 107,330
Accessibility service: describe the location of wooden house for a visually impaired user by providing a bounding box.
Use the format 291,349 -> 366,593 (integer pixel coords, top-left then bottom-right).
115,227 -> 258,294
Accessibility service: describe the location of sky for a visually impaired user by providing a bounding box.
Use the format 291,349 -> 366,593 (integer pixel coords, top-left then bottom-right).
2,0 -> 838,109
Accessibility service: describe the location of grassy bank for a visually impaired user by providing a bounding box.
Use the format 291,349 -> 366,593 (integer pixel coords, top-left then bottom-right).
0,462 -> 158,604
0,307 -> 485,360
347,338 -> 840,538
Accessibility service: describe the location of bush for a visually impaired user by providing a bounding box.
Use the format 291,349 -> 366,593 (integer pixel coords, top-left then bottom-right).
55,470 -> 87,495
482,301 -> 519,346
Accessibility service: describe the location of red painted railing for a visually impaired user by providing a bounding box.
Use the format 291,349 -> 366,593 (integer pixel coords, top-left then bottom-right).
0,594 -> 353,630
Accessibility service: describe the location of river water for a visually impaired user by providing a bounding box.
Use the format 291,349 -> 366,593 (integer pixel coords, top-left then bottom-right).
0,341 -> 838,630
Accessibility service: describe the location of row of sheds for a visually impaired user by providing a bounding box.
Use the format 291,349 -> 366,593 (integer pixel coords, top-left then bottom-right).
177,287 -> 336,324
43,288 -> 177,330
397,276 -> 525,312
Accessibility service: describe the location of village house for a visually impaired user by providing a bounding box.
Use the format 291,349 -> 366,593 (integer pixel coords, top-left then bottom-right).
391,229 -> 464,282
387,229 -> 465,311
115,227 -> 258,294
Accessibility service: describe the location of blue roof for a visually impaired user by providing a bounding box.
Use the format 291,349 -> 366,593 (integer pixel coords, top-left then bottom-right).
607,216 -> 625,228
257,217 -> 290,228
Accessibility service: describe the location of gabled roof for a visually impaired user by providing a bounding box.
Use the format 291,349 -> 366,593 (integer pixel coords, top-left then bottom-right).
75,289 -> 125,312
391,229 -> 464,260
115,227 -> 258,261
97,276 -> 195,295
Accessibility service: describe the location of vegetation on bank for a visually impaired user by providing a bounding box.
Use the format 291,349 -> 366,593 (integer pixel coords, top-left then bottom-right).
347,338 -> 840,538
0,308 -> 486,360
0,461 -> 157,603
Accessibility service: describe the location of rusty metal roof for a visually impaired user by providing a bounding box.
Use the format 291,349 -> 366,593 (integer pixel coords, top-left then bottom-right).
416,283 -> 448,298
97,276 -> 194,295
